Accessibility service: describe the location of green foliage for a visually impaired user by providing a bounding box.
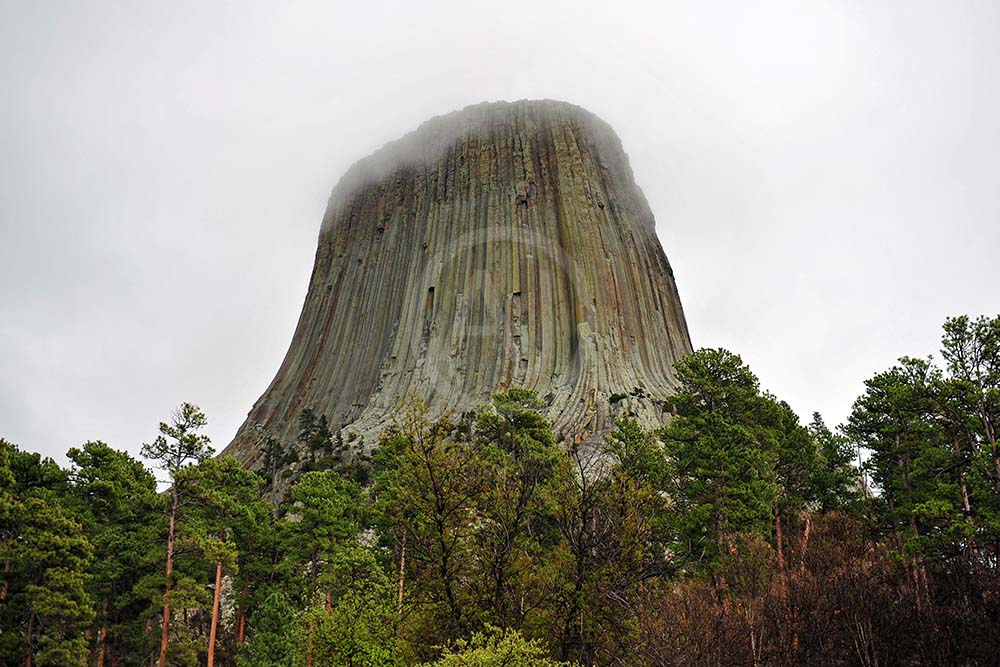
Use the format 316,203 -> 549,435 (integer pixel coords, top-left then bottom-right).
474,388 -> 555,458
140,402 -> 216,667
16,496 -> 95,666
2,314 -> 999,666
66,441 -> 162,666
423,627 -> 575,667
807,413 -> 861,512
260,433 -> 285,492
470,389 -> 562,630
844,316 -> 1000,563
658,349 -> 780,572
847,357 -> 956,557
372,406 -> 489,645
304,546 -> 401,667
238,591 -> 297,667
282,469 -> 364,605
298,408 -> 334,462
140,401 -> 214,473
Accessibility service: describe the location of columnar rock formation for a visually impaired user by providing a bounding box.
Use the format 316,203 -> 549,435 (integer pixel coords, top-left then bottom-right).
224,100 -> 692,465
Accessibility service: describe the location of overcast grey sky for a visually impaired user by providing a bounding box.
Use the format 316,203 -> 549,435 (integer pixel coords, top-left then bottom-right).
2,0 -> 998,466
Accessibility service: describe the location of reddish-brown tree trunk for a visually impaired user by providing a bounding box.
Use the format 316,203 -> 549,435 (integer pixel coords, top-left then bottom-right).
109,609 -> 121,667
309,552 -> 318,602
799,515 -> 811,574
24,607 -> 34,667
158,488 -> 180,667
96,599 -> 109,667
207,525 -> 225,667
775,507 -> 787,597
235,584 -> 249,646
1,558 -> 10,605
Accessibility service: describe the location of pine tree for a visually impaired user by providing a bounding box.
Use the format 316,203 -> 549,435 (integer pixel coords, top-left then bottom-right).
940,315 -> 1000,556
17,497 -> 95,667
471,389 -> 561,629
846,358 -> 942,556
807,414 -> 860,513
184,456 -> 265,667
140,402 -> 214,667
658,348 -> 780,574
304,546 -> 400,667
0,440 -> 94,667
237,591 -> 297,667
66,441 -> 161,667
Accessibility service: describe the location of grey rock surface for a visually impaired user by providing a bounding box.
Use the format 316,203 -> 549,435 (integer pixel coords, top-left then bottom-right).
223,99 -> 692,465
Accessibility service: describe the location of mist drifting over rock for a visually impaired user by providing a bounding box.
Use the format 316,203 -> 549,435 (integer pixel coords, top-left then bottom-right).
224,99 -> 692,464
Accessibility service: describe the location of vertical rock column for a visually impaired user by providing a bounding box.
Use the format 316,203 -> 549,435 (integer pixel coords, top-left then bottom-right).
224,99 -> 692,465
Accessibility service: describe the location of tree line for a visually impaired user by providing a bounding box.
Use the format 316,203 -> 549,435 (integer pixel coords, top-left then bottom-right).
1,314 -> 998,666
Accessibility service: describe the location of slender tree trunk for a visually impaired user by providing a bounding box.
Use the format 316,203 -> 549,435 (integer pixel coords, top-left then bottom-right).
1,557 -> 10,605
207,526 -> 225,667
309,551 -> 318,603
775,506 -> 787,597
901,448 -> 919,537
434,514 -> 462,638
857,442 -> 870,501
144,616 -> 154,667
158,487 -> 180,667
306,618 -> 315,667
560,516 -> 590,662
110,610 -> 121,667
96,599 -> 109,667
953,438 -> 979,557
954,439 -> 974,516
974,404 -> 999,495
235,584 -> 249,646
799,515 -> 811,574
24,607 -> 34,667
397,529 -> 407,617
714,513 -> 733,612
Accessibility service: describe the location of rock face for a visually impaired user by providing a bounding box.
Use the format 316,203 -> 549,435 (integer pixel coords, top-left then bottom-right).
223,99 -> 692,466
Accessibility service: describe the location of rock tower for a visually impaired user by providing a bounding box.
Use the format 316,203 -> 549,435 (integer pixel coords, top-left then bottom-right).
223,100 -> 691,465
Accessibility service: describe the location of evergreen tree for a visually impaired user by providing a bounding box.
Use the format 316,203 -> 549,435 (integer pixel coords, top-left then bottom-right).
260,434 -> 284,503
471,389 -> 561,630
0,439 -> 20,618
16,497 -> 94,667
66,441 -> 162,667
298,408 -> 333,464
658,349 -> 780,574
237,591 -> 297,667
846,358 -> 943,557
940,314 -> 1000,556
807,413 -> 861,513
140,402 -> 214,667
0,440 -> 94,667
281,470 -> 363,606
183,456 -> 266,667
769,398 -> 816,585
304,546 -> 401,667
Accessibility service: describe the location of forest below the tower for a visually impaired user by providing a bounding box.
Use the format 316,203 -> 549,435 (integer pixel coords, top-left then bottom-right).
3,314 -> 999,667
